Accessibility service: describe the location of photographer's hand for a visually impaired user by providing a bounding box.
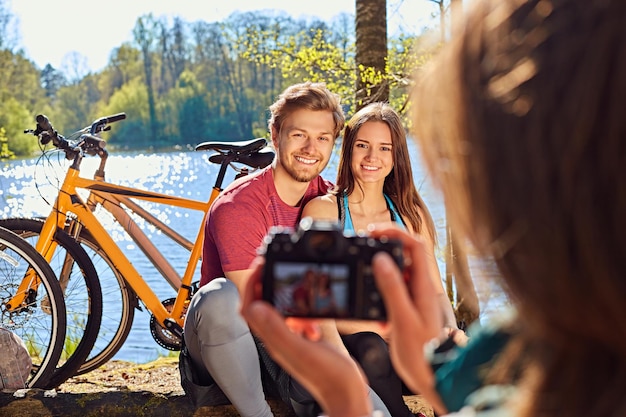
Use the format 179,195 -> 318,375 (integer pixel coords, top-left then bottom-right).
369,225 -> 448,415
241,258 -> 373,417
240,227 -> 450,416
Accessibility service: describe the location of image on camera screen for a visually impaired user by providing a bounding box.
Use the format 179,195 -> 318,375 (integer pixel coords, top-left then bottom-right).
271,262 -> 349,317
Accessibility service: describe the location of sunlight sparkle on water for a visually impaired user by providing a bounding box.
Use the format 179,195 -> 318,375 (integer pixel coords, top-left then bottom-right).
1,148 -> 508,362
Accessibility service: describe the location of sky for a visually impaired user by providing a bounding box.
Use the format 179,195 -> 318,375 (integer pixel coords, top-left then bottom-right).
8,0 -> 439,75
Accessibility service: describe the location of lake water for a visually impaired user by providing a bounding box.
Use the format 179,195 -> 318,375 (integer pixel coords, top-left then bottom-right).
0,143 -> 506,363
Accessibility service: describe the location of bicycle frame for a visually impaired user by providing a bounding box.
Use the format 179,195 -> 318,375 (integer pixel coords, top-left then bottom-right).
11,159 -> 220,336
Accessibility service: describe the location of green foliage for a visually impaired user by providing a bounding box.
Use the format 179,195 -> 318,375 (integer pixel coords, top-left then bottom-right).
41,63 -> 67,99
48,76 -> 100,135
0,97 -> 38,156
0,127 -> 14,160
160,70 -> 212,146
0,47 -> 48,156
248,28 -> 358,110
98,78 -> 152,147
0,9 -> 437,153
237,23 -> 428,120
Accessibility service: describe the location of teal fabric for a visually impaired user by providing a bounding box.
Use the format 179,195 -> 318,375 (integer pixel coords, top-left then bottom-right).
443,384 -> 516,416
434,321 -> 512,412
341,193 -> 405,232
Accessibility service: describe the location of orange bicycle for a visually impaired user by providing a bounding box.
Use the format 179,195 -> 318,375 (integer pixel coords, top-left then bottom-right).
2,113 -> 273,383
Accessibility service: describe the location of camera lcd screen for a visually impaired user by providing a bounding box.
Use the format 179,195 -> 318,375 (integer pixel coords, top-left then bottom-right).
270,262 -> 350,317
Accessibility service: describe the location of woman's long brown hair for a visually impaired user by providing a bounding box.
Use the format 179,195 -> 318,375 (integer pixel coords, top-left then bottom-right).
336,102 -> 436,240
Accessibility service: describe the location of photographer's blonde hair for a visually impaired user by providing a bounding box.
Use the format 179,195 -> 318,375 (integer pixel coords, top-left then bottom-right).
412,1 -> 626,416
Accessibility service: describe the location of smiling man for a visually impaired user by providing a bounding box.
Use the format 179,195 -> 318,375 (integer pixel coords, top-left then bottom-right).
181,82 -> 345,417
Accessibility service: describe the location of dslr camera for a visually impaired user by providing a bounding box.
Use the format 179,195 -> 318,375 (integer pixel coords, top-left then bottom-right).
259,217 -> 403,320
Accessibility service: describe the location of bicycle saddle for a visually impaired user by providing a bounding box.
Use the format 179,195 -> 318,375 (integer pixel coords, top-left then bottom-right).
208,149 -> 275,169
195,138 -> 267,153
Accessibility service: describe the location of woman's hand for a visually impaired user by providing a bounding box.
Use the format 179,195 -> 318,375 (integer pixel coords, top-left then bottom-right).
241,258 -> 372,417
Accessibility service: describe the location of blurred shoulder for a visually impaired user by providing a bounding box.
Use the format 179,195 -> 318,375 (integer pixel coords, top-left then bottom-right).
302,193 -> 339,220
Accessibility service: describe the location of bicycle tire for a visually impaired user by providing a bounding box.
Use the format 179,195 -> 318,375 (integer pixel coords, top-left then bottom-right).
0,226 -> 66,388
69,226 -> 136,375
0,218 -> 103,387
0,217 -> 136,375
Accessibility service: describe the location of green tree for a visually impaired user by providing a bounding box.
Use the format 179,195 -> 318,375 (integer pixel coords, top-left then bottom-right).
107,43 -> 144,90
190,15 -> 268,140
0,97 -> 38,156
98,78 -> 151,148
0,127 -> 14,160
133,14 -> 160,143
157,16 -> 188,94
0,49 -> 48,156
160,70 -> 210,146
0,50 -> 47,108
48,73 -> 102,134
41,64 -> 67,99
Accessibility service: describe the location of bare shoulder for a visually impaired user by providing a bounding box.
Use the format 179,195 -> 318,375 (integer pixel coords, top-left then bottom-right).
302,194 -> 339,220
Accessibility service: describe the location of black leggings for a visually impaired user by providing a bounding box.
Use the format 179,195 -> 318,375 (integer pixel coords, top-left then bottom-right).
342,332 -> 413,417
287,331 -> 413,417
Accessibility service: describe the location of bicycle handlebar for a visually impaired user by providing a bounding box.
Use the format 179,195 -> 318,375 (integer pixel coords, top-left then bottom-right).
27,113 -> 271,173
27,113 -> 126,160
89,113 -> 126,135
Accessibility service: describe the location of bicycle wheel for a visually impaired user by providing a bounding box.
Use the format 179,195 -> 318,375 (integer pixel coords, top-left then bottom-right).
0,218 -> 103,387
69,226 -> 136,375
0,226 -> 66,388
0,217 -> 136,375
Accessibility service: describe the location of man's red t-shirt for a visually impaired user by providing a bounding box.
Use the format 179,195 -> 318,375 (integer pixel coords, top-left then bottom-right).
200,167 -> 332,286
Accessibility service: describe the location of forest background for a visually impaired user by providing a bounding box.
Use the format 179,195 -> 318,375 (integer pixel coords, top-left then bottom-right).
0,0 -> 452,158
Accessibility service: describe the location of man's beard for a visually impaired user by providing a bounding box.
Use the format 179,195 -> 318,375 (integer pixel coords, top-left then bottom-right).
285,166 -> 319,183
280,153 -> 327,183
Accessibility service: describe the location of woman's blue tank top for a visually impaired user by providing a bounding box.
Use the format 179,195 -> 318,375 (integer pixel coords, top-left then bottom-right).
341,192 -> 406,233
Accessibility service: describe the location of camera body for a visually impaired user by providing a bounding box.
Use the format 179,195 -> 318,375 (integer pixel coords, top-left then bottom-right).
260,217 -> 403,320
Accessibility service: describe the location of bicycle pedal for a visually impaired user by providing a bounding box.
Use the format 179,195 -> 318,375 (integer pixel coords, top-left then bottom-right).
163,318 -> 183,338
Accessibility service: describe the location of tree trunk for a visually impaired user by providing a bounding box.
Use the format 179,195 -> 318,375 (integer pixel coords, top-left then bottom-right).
450,0 -> 463,35
355,0 -> 389,108
445,207 -> 480,329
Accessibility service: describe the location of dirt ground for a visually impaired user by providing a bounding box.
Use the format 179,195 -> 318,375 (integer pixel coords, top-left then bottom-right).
50,357 -> 434,416
57,357 -> 185,395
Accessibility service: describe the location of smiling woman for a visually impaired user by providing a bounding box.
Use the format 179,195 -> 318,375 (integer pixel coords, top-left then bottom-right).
299,101 -> 464,417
